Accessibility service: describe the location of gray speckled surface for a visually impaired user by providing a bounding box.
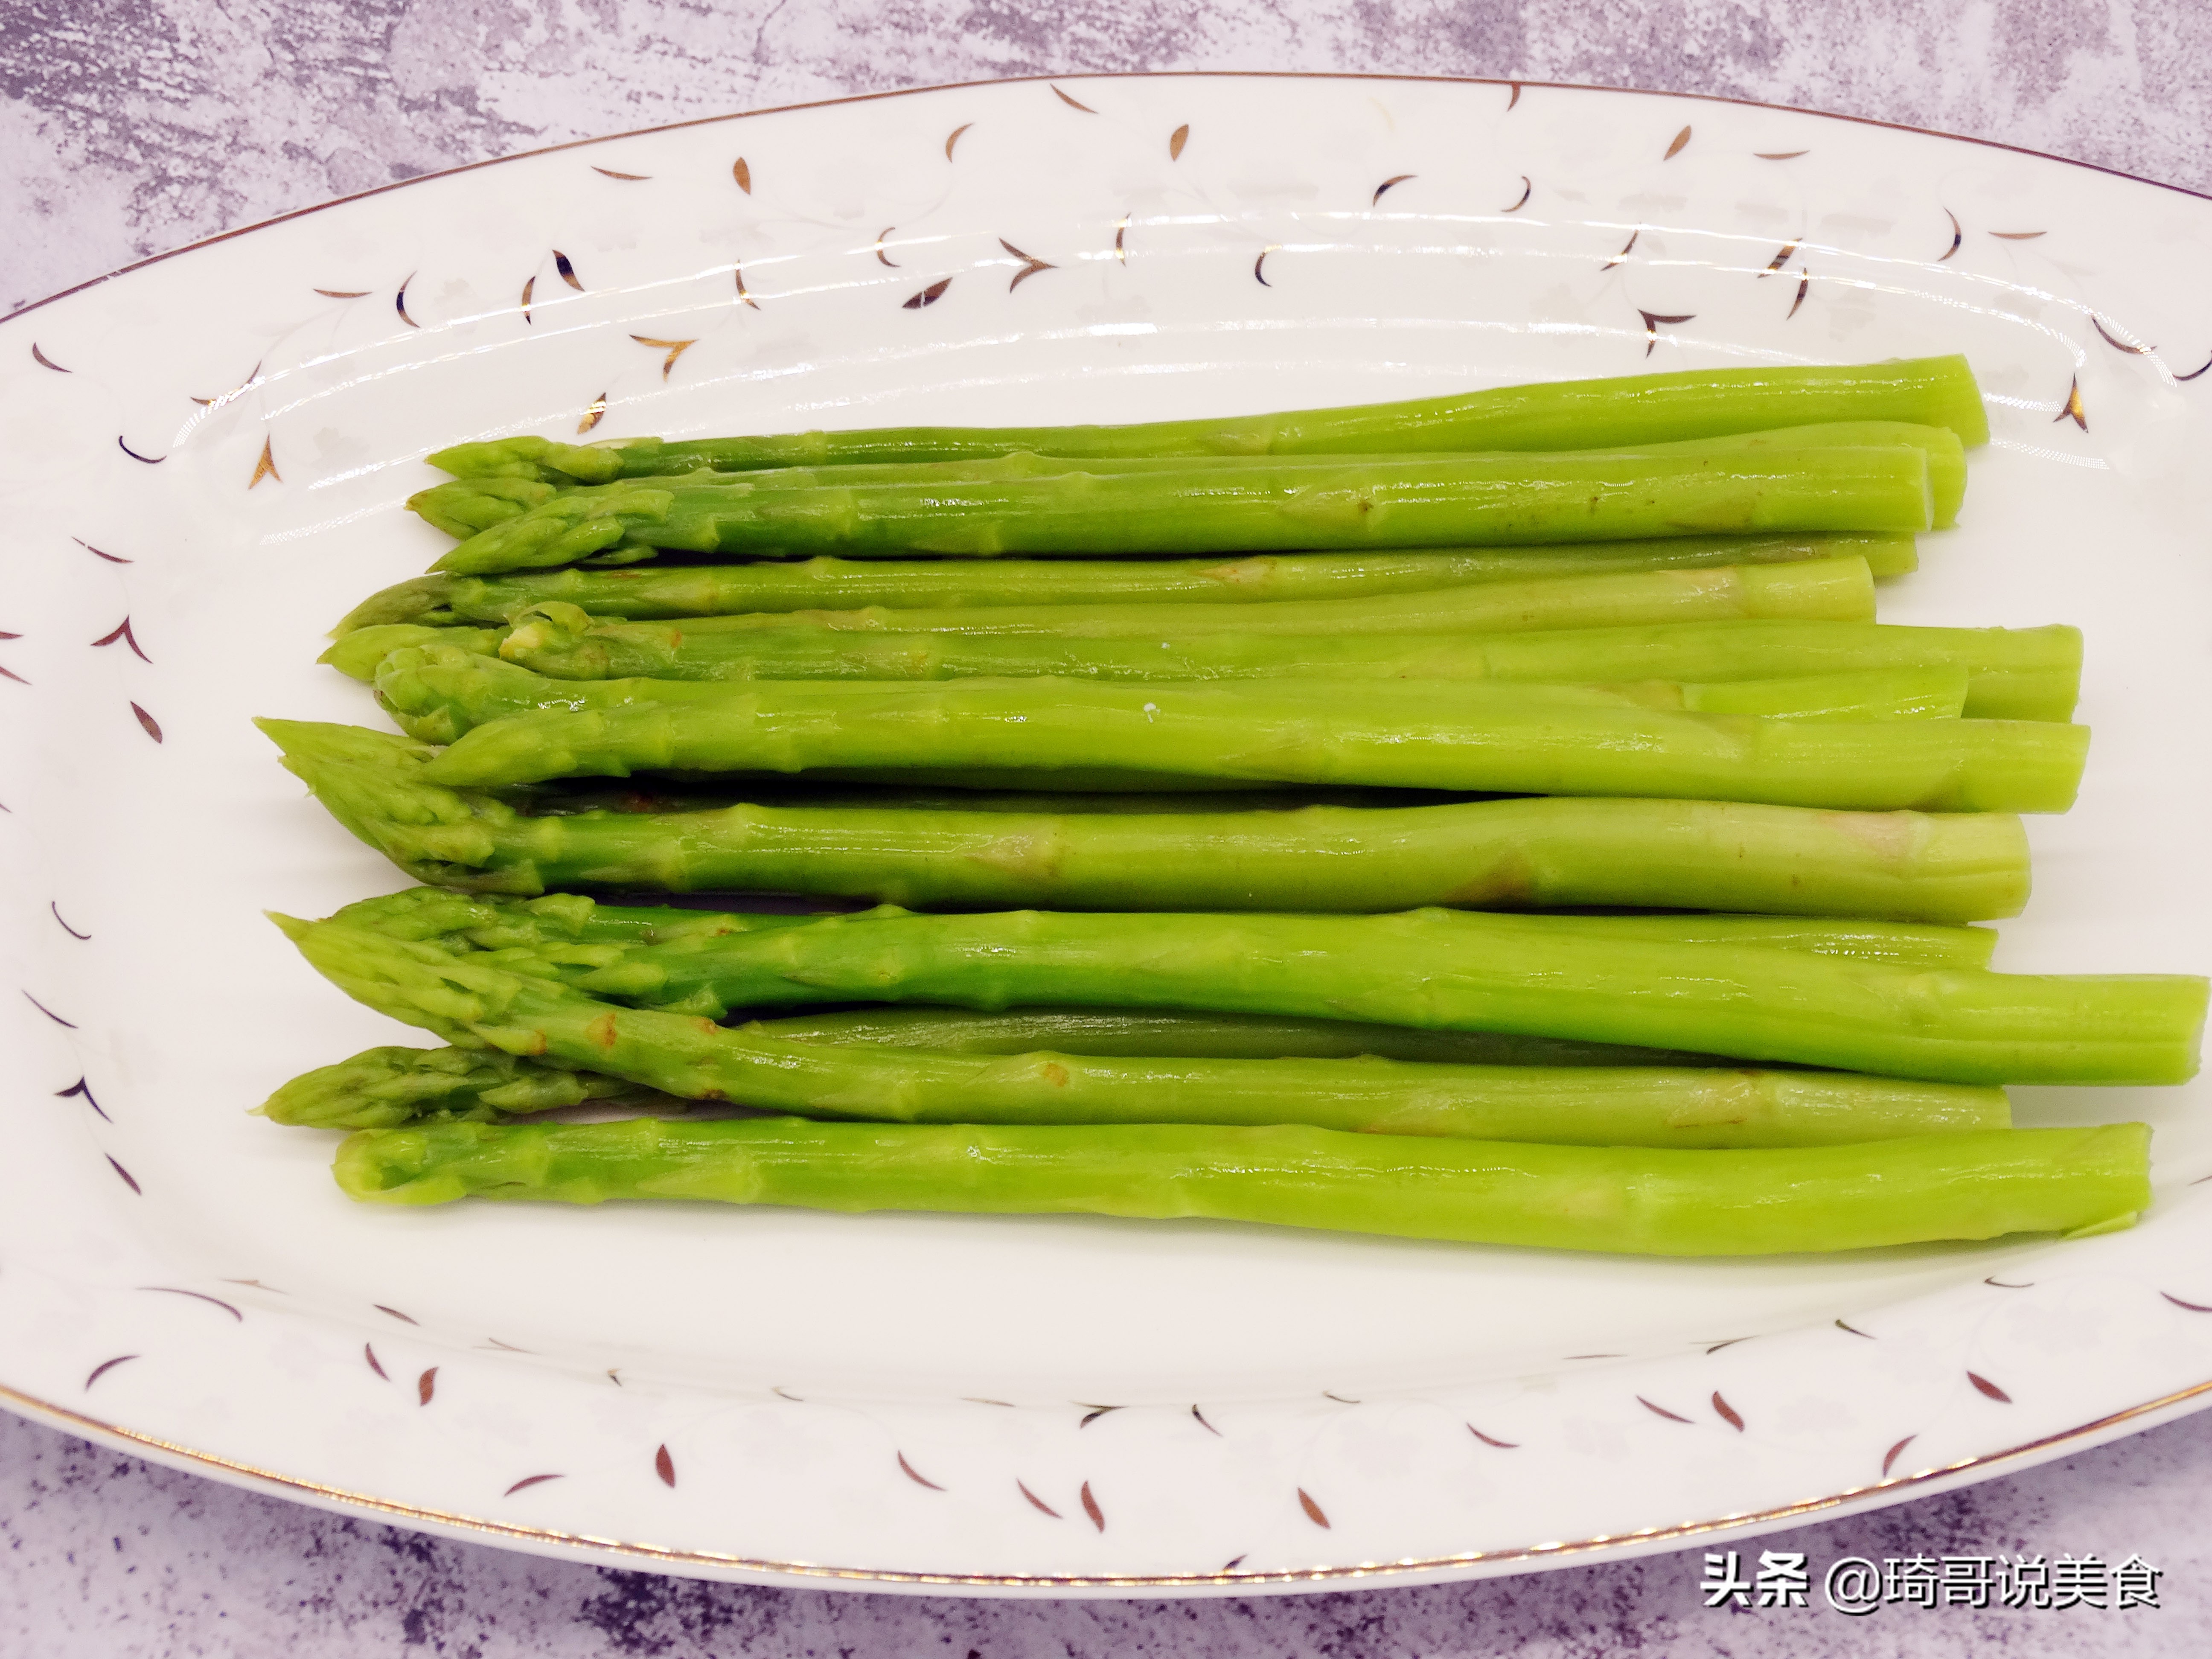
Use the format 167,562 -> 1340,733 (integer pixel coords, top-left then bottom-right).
6,2 -> 2211,1650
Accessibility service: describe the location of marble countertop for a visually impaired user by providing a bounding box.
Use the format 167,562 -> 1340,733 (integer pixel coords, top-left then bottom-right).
6,3 -> 2210,1652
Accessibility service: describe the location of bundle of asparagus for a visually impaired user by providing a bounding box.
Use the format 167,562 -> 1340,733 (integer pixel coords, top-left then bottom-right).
259,356 -> 2203,1254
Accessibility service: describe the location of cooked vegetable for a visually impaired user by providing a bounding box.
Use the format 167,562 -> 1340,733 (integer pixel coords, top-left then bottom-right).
388,673 -> 2085,812
334,533 -> 1917,634
371,646 -> 1972,744
453,902 -> 2204,1086
262,719 -> 2033,917
324,609 -> 2077,724
428,447 -> 1934,573
331,1118 -> 2148,1258
423,355 -> 1988,480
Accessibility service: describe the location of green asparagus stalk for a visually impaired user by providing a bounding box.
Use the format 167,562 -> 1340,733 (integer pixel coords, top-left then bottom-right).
260,720 -> 2032,918
339,884 -> 1997,969
340,882 -> 2001,972
617,556 -> 1880,640
369,645 -> 1971,748
332,559 -> 1887,687
331,1117 -> 2146,1257
274,1004 -> 1747,1131
410,422 -> 1968,538
739,1007 -> 1726,1066
399,672 -> 2086,812
484,904 -> 2205,1086
263,1045 -> 665,1127
425,355 -> 1988,481
360,607 -> 2071,722
265,1030 -> 2008,1144
333,534 -> 1919,634
276,914 -> 2014,1147
428,448 -> 1935,574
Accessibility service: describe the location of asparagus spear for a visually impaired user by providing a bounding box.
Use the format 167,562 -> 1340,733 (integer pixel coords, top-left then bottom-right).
397,671 -> 2086,811
410,422 -> 1969,538
370,645 -> 1972,748
274,1001 -> 1745,1133
278,1046 -> 2006,1144
342,882 -> 2002,973
348,558 -> 1884,669
475,904 -> 2205,1086
276,914 -> 2014,1147
334,534 -> 1919,634
425,355 -> 1988,481
738,1007 -> 1724,1066
340,883 -> 1997,969
367,607 -> 2072,723
428,448 -> 1934,573
260,720 -> 2035,917
263,1045 -> 664,1128
331,1117 -> 2146,1257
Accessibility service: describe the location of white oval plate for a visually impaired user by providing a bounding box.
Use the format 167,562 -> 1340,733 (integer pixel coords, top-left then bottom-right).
3,73 -> 2210,1597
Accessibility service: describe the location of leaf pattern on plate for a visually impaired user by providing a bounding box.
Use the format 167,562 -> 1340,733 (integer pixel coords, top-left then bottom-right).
90,618 -> 151,663
655,1444 -> 676,1487
903,278 -> 952,309
896,1452 -> 945,1491
1639,310 -> 1696,355
732,157 -> 752,193
130,703 -> 163,742
1637,1395 -> 1692,1423
137,1287 -> 241,1322
1711,1392 -> 1746,1431
1664,126 -> 1692,160
249,438 -> 280,489
2091,315 -> 2152,354
1298,1487 -> 1330,1528
999,239 -> 1056,291
1468,1423 -> 1519,1449
50,903 -> 90,940
1372,174 -> 1414,206
55,1078 -> 108,1120
1017,1480 -> 1060,1517
1080,1481 -> 1105,1531
631,335 -> 699,381
417,1367 -> 438,1405
85,1356 -> 138,1389
32,343 -> 69,372
1169,124 -> 1189,160
1968,1371 -> 2013,1403
2054,376 -> 2088,429
23,992 -> 76,1027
